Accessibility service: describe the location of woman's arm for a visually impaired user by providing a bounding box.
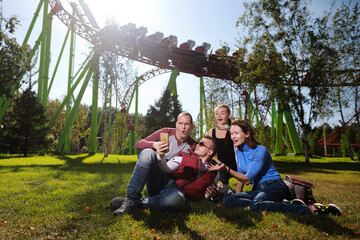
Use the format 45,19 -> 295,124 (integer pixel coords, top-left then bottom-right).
236,180 -> 244,193
208,162 -> 251,185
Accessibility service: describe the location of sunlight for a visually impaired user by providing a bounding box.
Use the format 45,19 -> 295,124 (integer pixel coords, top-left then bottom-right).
83,0 -> 153,29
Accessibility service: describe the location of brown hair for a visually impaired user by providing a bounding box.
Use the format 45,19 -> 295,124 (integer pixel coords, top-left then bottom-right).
202,135 -> 217,157
230,119 -> 260,149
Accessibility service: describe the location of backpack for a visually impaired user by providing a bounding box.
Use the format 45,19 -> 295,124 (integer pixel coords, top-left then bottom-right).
284,175 -> 316,205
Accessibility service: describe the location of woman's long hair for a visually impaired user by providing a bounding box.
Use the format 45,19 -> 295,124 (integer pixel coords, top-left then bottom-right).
230,119 -> 260,149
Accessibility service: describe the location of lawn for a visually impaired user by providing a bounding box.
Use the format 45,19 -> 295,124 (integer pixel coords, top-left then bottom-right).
0,154 -> 359,239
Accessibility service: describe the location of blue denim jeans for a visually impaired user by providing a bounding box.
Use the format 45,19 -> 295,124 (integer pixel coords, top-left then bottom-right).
126,149 -> 186,210
141,179 -> 186,210
221,178 -> 310,214
126,149 -> 168,204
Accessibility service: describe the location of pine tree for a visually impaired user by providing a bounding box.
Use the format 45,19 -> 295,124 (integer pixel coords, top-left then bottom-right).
11,89 -> 47,156
144,89 -> 183,136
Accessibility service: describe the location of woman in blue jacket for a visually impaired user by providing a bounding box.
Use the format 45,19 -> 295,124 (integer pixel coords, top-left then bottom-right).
207,119 -> 342,216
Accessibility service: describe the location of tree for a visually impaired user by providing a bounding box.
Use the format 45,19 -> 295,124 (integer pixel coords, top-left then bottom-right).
10,89 -> 47,156
236,0 -> 341,163
327,1 -> 360,159
0,16 -> 30,99
98,19 -> 137,156
144,89 -> 183,136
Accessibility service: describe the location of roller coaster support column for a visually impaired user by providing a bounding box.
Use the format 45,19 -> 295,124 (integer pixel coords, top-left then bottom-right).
199,77 -> 206,136
271,101 -> 276,153
166,69 -> 180,100
56,59 -> 94,152
283,110 -> 303,154
133,76 -> 139,155
89,53 -> 100,153
64,7 -> 76,152
38,0 -> 53,107
275,103 -> 284,155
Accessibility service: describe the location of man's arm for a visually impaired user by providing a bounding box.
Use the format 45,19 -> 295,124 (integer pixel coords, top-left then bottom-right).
136,128 -> 173,156
158,156 -> 182,173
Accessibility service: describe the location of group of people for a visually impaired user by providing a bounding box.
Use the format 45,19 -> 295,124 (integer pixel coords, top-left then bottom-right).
111,105 -> 343,217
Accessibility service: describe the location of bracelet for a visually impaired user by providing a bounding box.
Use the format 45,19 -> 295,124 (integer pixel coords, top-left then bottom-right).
226,166 -> 231,173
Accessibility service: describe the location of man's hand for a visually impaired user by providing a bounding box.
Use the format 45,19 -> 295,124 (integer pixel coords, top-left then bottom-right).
206,186 -> 220,199
152,141 -> 169,157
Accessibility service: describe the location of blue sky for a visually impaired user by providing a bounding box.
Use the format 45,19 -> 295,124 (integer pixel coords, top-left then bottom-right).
3,0 -> 340,124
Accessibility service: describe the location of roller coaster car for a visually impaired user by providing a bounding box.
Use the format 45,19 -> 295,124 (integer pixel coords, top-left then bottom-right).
208,52 -> 237,79
179,40 -> 195,50
161,35 -> 178,47
170,41 -> 210,74
137,32 -> 172,66
195,42 -> 211,56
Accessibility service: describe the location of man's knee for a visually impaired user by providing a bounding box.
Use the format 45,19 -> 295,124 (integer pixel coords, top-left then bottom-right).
163,191 -> 186,210
138,149 -> 157,164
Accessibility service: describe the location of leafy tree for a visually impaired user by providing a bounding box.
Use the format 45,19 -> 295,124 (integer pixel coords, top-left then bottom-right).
236,0 -> 342,163
10,89 -> 47,156
326,1 -> 360,159
144,89 -> 183,136
0,16 -> 30,99
98,19 -> 137,156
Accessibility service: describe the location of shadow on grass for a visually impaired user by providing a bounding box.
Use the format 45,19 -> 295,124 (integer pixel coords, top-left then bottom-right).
274,161 -> 360,175
287,213 -> 356,237
126,201 -> 263,239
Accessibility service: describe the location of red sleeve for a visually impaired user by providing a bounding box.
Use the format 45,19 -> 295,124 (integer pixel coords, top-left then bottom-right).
135,128 -> 173,149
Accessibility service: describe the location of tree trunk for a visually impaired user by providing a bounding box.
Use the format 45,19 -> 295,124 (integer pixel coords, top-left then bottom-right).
323,125 -> 327,157
302,125 -> 310,164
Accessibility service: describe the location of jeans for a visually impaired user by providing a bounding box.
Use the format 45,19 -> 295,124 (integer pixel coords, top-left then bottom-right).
221,178 -> 310,214
126,149 -> 186,210
126,149 -> 168,203
141,179 -> 186,210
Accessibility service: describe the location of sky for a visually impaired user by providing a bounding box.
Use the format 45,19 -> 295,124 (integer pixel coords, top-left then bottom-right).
2,0 -> 345,125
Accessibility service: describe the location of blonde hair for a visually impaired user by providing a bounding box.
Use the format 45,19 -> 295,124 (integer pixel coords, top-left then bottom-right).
215,104 -> 230,114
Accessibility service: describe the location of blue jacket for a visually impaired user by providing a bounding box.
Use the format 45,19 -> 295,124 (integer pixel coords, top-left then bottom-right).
235,143 -> 281,188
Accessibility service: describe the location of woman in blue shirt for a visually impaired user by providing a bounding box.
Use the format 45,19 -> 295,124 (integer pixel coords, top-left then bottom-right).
207,119 -> 342,215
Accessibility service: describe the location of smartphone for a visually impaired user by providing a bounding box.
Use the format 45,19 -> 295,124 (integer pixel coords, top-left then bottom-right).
160,133 -> 169,152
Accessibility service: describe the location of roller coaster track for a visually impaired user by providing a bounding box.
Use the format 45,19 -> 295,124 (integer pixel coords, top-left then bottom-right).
318,108 -> 360,148
47,0 -> 359,133
119,68 -> 172,131
47,0 -> 254,82
49,0 -> 360,86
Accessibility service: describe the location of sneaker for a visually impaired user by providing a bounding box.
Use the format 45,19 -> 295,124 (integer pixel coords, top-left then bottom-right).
283,199 -> 306,205
110,196 -> 124,212
309,203 -> 343,216
113,198 -> 137,216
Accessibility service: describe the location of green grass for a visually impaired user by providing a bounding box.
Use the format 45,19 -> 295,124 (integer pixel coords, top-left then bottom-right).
0,154 -> 359,239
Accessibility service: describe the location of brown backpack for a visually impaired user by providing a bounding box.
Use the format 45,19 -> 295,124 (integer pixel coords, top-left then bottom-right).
284,175 -> 316,205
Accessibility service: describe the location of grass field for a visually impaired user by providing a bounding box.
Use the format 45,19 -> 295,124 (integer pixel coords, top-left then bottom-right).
0,154 -> 359,239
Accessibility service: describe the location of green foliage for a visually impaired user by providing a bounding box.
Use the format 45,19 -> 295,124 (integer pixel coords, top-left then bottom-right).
235,0 -> 359,163
0,154 -> 359,239
8,89 -> 47,156
0,16 -> 30,99
144,89 -> 183,136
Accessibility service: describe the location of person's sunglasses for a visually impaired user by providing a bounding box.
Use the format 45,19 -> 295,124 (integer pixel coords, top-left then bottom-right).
198,141 -> 210,149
